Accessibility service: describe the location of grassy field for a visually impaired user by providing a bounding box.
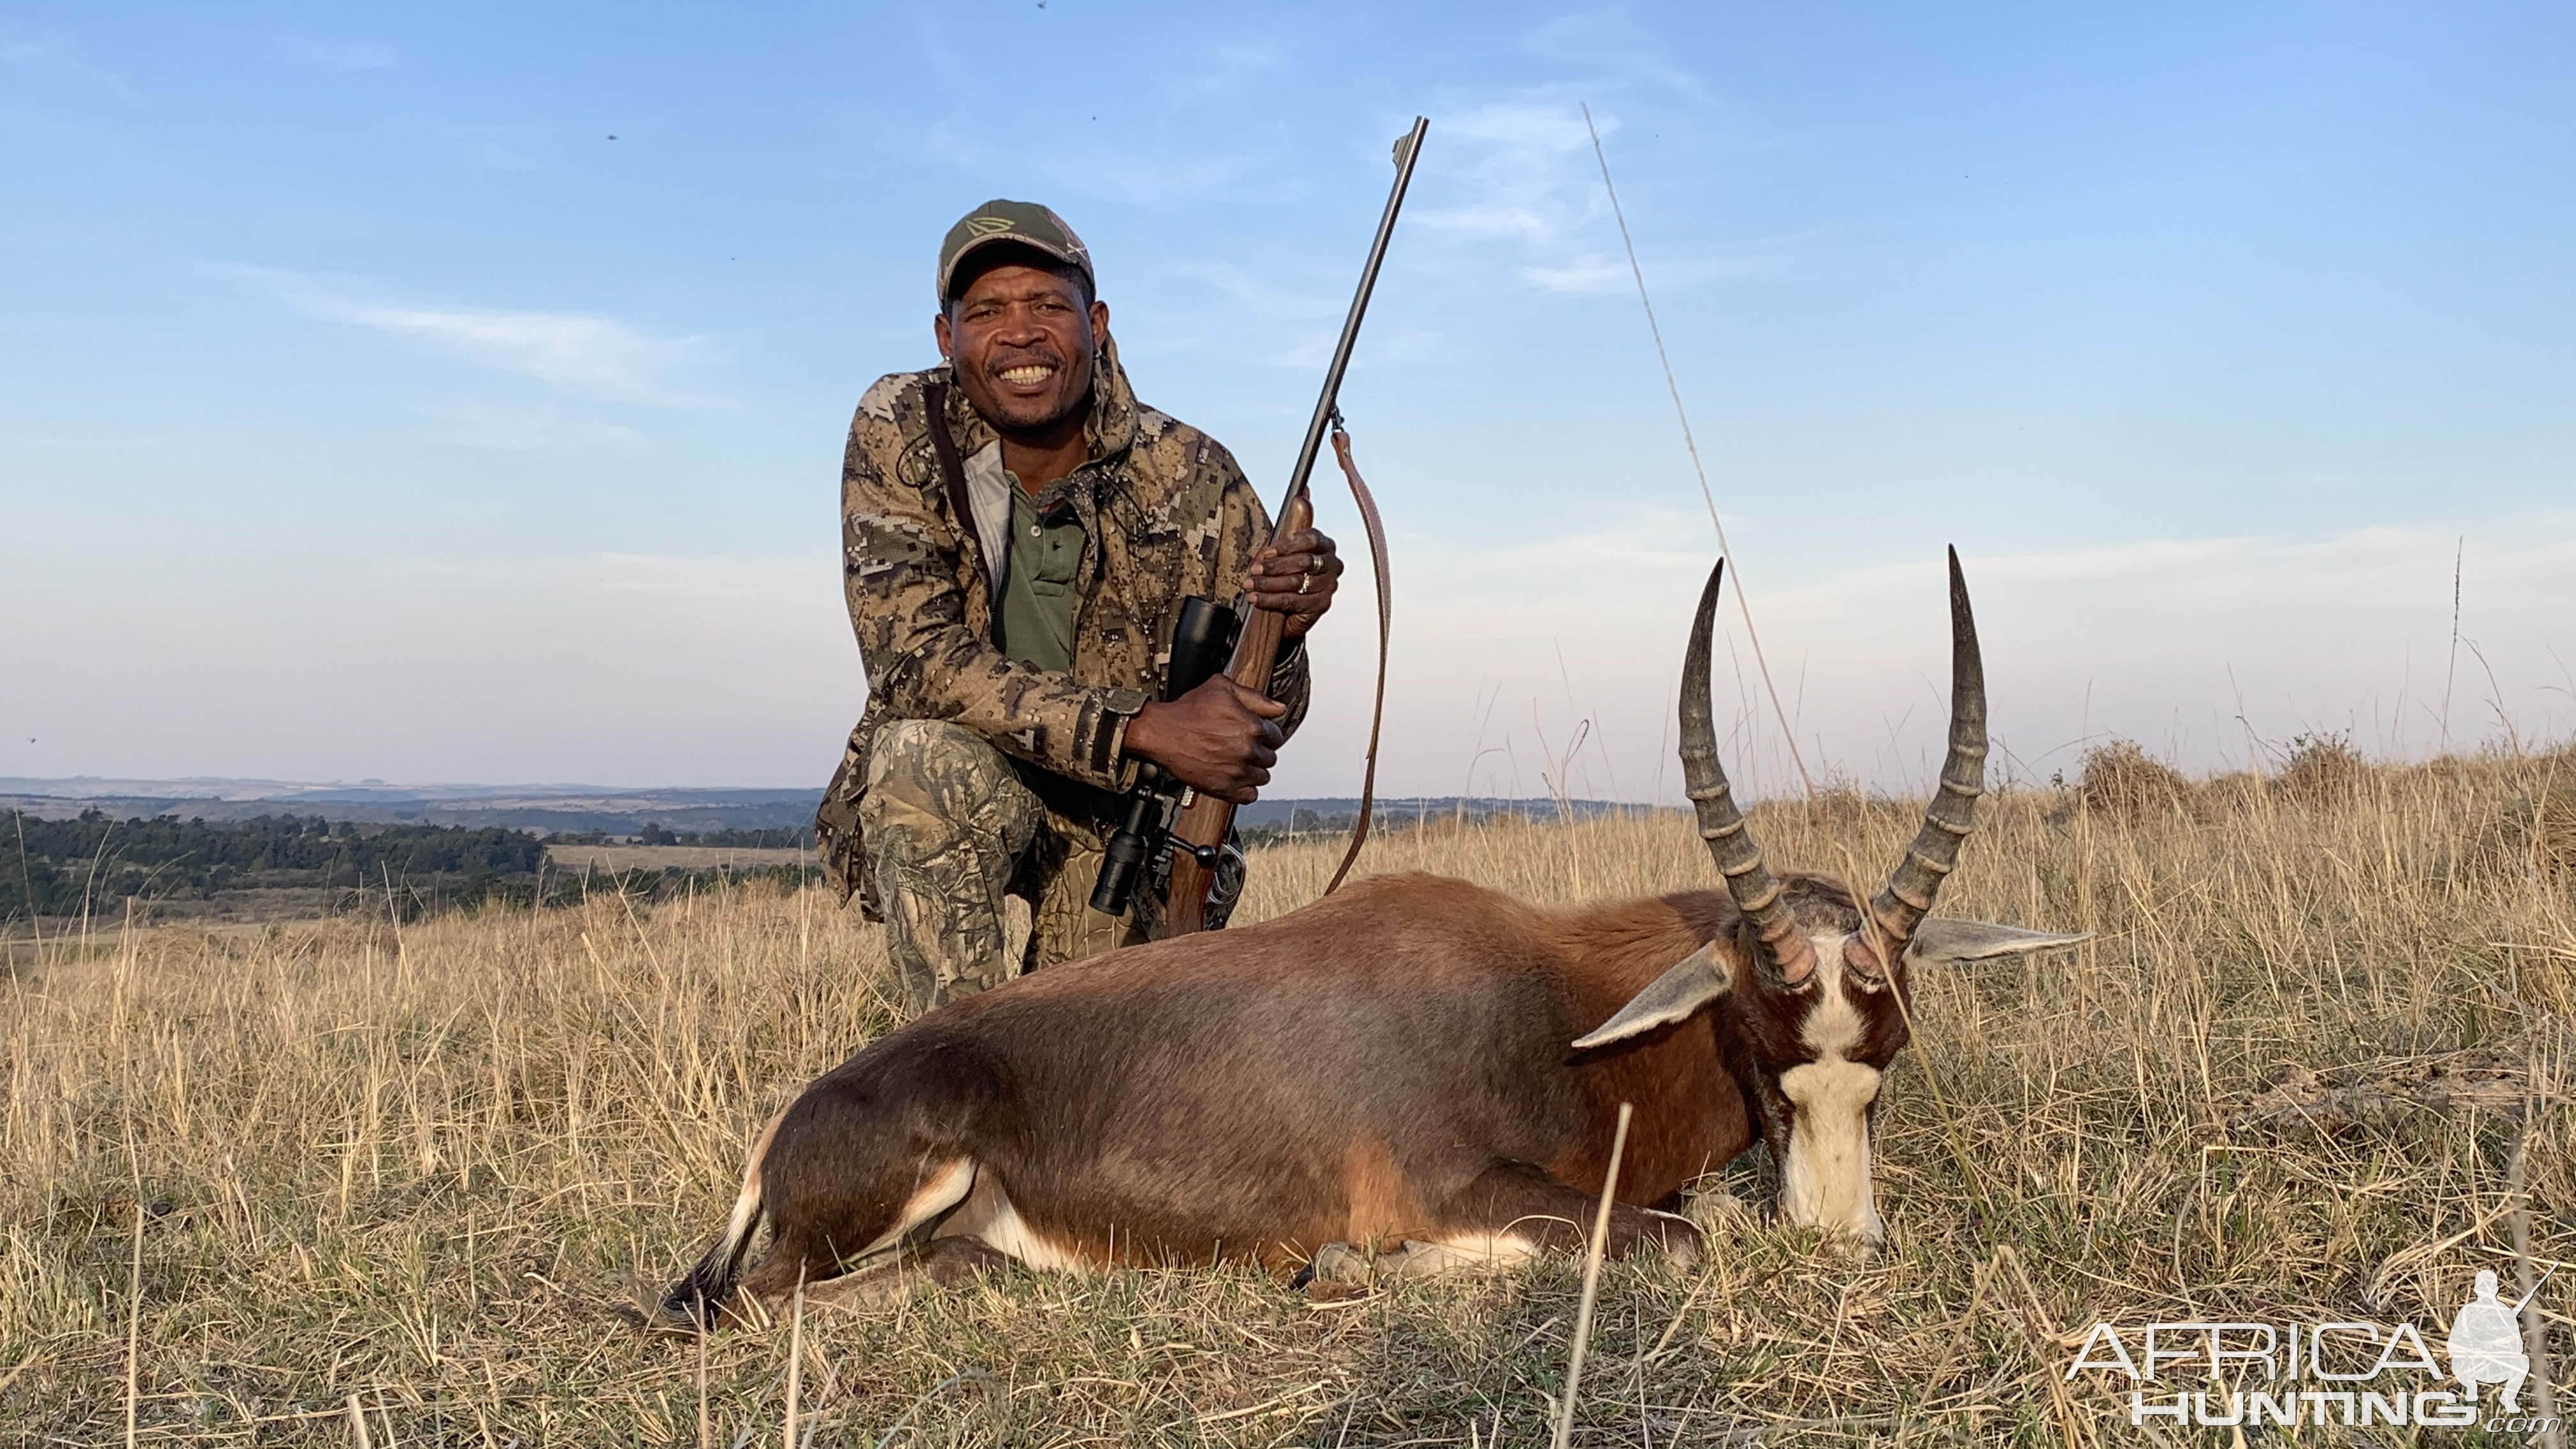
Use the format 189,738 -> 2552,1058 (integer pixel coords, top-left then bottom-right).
540,844 -> 815,873
3,747 -> 2570,1445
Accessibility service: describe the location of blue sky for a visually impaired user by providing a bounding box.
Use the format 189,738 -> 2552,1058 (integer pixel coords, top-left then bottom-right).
4,3 -> 2571,799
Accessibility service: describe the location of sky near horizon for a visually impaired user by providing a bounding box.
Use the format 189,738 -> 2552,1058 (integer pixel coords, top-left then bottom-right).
4,3 -> 2572,801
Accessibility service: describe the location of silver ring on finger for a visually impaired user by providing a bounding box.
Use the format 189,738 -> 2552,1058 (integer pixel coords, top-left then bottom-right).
1297,574 -> 1310,595
1306,554 -> 1325,575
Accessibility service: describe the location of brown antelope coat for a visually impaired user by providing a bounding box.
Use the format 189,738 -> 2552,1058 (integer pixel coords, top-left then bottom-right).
665,555 -> 2082,1319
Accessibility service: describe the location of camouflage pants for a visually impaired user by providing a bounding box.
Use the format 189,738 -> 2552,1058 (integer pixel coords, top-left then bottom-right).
859,719 -> 1146,1015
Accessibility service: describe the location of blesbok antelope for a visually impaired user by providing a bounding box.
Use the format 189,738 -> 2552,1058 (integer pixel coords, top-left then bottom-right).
664,551 -> 2082,1321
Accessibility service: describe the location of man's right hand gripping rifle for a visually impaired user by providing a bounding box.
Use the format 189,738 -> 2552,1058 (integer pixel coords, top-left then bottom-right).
1120,675 -> 1287,806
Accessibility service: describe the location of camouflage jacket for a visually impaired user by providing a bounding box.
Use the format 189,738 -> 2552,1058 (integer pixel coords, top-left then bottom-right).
817,337 -> 1309,901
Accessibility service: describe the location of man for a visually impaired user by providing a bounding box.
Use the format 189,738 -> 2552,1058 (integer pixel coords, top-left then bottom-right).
816,200 -> 1343,1015
2446,1269 -> 2531,1411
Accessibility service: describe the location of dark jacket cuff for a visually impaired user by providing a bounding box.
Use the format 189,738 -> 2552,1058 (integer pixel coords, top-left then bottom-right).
1084,686 -> 1151,790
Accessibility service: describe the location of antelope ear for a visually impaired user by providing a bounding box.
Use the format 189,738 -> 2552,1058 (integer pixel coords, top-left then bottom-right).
1574,944 -> 1731,1052
1906,918 -> 2090,965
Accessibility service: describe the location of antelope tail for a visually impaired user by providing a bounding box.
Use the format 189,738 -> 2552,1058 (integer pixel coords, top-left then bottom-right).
659,1106 -> 788,1326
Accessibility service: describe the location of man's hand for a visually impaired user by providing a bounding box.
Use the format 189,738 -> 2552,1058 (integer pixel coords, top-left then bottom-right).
1121,675 -> 1289,804
1245,528 -> 1342,638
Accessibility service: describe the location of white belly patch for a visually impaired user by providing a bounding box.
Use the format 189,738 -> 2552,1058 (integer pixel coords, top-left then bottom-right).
932,1174 -> 1087,1272
855,1156 -> 979,1260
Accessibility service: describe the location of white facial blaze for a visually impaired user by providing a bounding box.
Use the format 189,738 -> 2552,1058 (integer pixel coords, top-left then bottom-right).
1777,934 -> 1886,1241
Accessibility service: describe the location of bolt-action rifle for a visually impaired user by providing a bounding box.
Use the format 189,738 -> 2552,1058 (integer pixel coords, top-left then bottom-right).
1147,116 -> 1426,937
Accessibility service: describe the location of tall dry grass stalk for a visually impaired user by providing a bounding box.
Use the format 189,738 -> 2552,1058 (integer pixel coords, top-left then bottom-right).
3,749 -> 2569,1443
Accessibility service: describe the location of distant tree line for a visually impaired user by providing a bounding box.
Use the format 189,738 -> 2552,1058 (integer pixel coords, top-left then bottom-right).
3,809 -> 827,923
4,811 -> 543,919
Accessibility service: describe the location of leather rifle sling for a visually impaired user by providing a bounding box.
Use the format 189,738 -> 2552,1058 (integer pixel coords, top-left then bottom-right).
922,381 -> 981,569
1321,417 -> 1392,894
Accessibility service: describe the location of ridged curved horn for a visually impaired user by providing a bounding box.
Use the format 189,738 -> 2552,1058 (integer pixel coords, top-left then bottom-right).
1871,547 -> 1988,955
1680,561 -> 1816,988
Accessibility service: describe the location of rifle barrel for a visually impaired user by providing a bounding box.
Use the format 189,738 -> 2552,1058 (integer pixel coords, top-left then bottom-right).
1161,118 -> 1428,938
1278,116 -> 1429,518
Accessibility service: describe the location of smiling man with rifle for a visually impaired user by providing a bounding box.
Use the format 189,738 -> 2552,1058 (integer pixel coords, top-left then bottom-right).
816,200 -> 1344,1015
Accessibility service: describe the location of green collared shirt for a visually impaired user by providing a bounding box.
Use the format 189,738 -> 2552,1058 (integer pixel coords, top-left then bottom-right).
993,480 -> 1084,673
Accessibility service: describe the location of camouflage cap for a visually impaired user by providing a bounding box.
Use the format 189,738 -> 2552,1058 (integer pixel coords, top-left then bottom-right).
936,199 -> 1094,303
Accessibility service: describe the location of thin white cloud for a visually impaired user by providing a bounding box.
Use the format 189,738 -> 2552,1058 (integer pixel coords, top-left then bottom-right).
1519,235 -> 1807,295
1407,91 -> 1811,304
1519,10 -> 1717,105
1412,98 -> 1608,250
1,32 -> 141,99
1393,17 -> 1813,307
319,301 -> 696,401
1518,254 -> 1630,295
222,267 -> 707,404
1403,93 -> 1779,307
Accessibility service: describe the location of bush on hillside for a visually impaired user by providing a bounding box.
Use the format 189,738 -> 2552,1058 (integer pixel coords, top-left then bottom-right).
2076,738 -> 2189,820
2278,730 -> 2369,804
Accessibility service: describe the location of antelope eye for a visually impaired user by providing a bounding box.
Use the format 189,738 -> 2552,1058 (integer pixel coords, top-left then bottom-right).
1842,936 -> 1883,977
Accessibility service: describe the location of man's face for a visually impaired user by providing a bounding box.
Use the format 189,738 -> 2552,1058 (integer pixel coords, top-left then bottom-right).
935,261 -> 1109,436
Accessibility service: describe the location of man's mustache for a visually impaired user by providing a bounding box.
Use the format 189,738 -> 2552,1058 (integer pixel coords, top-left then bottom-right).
986,344 -> 1068,374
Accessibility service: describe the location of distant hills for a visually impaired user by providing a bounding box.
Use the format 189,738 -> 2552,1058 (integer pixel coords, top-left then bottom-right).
3,777 -> 1642,838
1234,796 -> 1637,834
1,777 -> 823,836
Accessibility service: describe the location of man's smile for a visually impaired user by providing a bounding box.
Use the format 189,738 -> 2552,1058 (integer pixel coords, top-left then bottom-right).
934,260 -> 1101,435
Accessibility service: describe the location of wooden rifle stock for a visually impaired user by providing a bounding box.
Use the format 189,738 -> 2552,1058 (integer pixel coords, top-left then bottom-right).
1160,491 -> 1314,935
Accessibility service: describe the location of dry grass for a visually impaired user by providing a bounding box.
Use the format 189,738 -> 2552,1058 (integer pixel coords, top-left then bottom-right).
4,750 -> 2571,1445
540,845 -> 812,873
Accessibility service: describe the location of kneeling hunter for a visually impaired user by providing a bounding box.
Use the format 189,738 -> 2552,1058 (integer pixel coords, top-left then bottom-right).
816,201 -> 1342,1016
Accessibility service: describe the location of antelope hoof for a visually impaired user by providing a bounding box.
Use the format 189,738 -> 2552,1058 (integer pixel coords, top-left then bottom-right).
1294,1241 -> 1376,1297
1641,1209 -> 1708,1268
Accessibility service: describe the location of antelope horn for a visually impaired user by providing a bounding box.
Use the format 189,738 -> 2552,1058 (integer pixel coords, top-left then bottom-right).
1680,561 -> 1815,988
1871,546 -> 1987,956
